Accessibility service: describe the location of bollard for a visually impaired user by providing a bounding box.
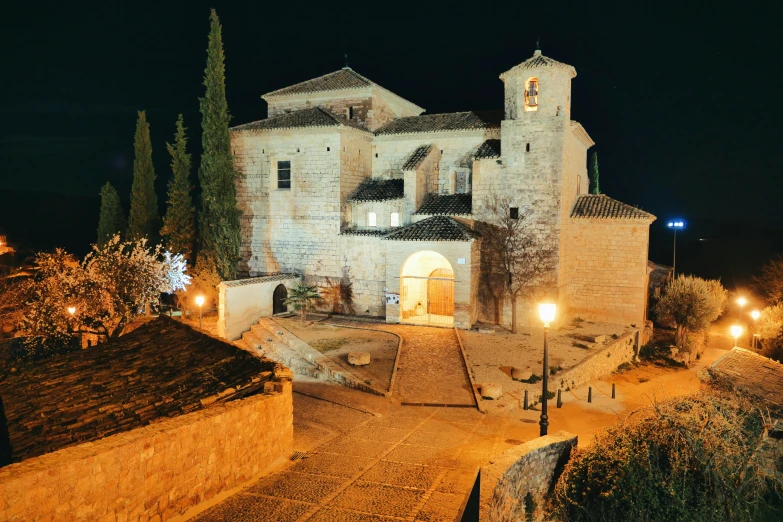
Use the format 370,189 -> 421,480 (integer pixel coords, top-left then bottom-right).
588,386 -> 592,403
523,390 -> 529,410
557,389 -> 562,408
612,383 -> 616,399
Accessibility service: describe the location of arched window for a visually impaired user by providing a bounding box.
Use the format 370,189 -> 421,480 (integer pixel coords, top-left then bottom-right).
390,212 -> 399,227
524,77 -> 539,111
368,212 -> 377,227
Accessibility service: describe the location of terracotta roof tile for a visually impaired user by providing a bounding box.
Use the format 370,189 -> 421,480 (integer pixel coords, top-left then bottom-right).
570,195 -> 655,221
384,216 -> 479,242
709,348 -> 783,411
264,68 -> 373,97
375,110 -> 502,135
340,229 -> 388,237
402,145 -> 433,170
348,178 -> 404,202
500,50 -> 577,80
415,194 -> 472,216
475,139 -> 501,159
0,317 -> 278,463
230,107 -> 366,133
223,274 -> 298,287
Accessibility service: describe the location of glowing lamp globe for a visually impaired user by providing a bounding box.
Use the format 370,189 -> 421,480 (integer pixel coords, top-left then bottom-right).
736,297 -> 748,308
67,306 -> 76,316
730,325 -> 743,340
195,295 -> 205,307
751,310 -> 760,321
538,303 -> 556,326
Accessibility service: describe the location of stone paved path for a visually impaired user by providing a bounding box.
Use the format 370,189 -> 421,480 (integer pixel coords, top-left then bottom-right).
192,388 -> 505,522
380,325 -> 475,406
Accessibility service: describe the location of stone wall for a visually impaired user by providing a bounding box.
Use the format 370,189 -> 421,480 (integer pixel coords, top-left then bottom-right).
554,330 -> 639,391
0,381 -> 293,521
481,431 -> 577,522
563,218 -> 651,325
217,275 -> 300,340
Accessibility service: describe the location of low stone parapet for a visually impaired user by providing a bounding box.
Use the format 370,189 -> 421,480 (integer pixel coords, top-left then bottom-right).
0,382 -> 293,521
553,330 -> 639,391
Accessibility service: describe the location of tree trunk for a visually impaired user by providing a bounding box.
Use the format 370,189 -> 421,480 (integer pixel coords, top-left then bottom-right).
300,309 -> 306,327
511,295 -> 518,334
675,325 -> 688,348
493,296 -> 501,325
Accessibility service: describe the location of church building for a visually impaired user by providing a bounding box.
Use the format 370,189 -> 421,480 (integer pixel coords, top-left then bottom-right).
229,49 -> 655,330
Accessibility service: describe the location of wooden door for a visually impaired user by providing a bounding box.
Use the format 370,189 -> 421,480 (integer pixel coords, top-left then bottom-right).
273,284 -> 288,315
427,268 -> 454,316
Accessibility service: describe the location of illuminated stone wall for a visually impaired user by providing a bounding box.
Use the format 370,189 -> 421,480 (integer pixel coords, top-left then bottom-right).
0,381 -> 293,521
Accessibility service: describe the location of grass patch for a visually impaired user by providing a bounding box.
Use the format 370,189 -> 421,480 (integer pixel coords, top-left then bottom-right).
311,338 -> 350,353
616,362 -> 633,372
538,390 -> 556,404
526,374 -> 542,384
550,365 -> 563,375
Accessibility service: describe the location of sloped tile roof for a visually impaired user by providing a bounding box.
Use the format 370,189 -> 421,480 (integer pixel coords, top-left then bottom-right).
264,68 -> 373,97
375,110 -> 502,135
340,229 -> 388,237
230,107 -> 366,133
475,139 -> 501,159
0,317 -> 279,463
708,348 -> 783,412
500,50 -> 577,80
223,273 -> 298,287
402,144 -> 433,170
570,195 -> 655,221
415,194 -> 472,216
348,178 -> 404,202
384,216 -> 479,242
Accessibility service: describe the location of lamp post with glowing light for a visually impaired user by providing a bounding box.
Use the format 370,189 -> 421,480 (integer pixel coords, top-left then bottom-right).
751,310 -> 760,349
538,303 -> 556,437
195,295 -> 205,329
730,324 -> 743,348
667,220 -> 684,277
67,306 -> 80,346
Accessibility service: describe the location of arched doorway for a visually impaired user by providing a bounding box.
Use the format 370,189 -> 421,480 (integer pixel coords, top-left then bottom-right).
272,284 -> 288,315
400,251 -> 454,327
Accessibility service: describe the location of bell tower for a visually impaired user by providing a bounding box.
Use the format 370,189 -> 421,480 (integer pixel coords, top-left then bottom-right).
500,48 -> 576,121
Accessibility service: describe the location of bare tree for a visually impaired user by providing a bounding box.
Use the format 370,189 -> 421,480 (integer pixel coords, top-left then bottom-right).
754,256 -> 783,305
477,193 -> 557,333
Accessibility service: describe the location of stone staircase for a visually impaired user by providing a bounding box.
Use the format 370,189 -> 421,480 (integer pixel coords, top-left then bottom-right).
236,317 -> 388,397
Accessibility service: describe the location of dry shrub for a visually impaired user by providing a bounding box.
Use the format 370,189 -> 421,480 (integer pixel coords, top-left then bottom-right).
551,388 -> 780,521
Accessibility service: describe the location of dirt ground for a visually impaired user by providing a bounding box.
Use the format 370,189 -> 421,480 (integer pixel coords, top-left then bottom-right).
277,316 -> 399,393
461,319 -> 632,410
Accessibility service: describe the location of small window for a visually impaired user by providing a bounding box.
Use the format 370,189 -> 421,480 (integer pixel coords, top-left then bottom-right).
368,212 -> 377,227
510,207 -> 519,220
524,77 -> 539,111
526,143 -> 530,152
297,148 -> 300,152
277,160 -> 291,190
348,107 -> 354,119
390,212 -> 399,227
375,153 -> 378,158
327,147 -> 330,151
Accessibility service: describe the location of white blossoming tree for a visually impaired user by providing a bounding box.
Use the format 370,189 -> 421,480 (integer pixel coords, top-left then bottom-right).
20,235 -> 190,351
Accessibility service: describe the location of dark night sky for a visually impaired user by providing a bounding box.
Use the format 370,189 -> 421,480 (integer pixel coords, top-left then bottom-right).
1,0 -> 782,288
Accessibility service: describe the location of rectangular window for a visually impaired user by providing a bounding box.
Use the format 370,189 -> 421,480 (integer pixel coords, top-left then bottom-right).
455,170 -> 469,194
277,160 -> 291,189
368,212 -> 377,227
510,207 -> 519,220
390,212 -> 399,227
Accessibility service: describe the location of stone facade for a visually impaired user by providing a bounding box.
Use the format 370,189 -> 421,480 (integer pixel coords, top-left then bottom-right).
481,431 -> 578,522
217,274 -> 300,340
0,382 -> 293,521
227,49 -> 655,333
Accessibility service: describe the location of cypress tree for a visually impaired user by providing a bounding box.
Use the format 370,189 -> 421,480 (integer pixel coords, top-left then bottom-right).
197,9 -> 242,281
589,151 -> 601,195
127,110 -> 160,240
161,115 -> 195,262
97,182 -> 126,246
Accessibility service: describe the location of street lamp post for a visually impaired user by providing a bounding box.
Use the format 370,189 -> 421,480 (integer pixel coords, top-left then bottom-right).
667,221 -> 684,278
67,306 -> 79,347
195,295 -> 205,329
751,310 -> 760,349
538,303 -> 556,437
730,324 -> 743,348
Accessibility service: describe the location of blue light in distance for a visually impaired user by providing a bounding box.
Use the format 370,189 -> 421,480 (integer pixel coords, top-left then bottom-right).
667,221 -> 685,229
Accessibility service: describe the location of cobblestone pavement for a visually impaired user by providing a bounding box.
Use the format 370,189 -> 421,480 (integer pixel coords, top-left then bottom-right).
379,325 -> 475,406
193,389 -> 507,522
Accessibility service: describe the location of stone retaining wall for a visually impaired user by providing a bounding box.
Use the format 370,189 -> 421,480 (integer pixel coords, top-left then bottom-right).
481,431 -> 577,522
554,330 -> 638,391
218,275 -> 300,340
0,382 -> 293,521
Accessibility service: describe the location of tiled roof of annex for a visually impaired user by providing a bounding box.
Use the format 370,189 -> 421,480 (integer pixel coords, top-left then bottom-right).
348,178 -> 405,202
402,144 -> 434,170
570,194 -> 655,221
475,139 -> 501,159
384,216 -> 479,242
230,106 -> 367,133
375,110 -> 503,135
263,67 -> 373,97
0,317 -> 279,463
415,194 -> 472,216
708,347 -> 783,412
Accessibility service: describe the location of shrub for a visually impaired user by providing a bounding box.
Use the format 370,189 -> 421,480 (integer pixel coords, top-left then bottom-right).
550,365 -> 563,375
551,389 -> 778,522
654,275 -> 727,349
616,362 -> 633,372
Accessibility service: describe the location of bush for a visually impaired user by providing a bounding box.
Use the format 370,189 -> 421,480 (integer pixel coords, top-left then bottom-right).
654,275 -> 727,349
551,389 -> 778,522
